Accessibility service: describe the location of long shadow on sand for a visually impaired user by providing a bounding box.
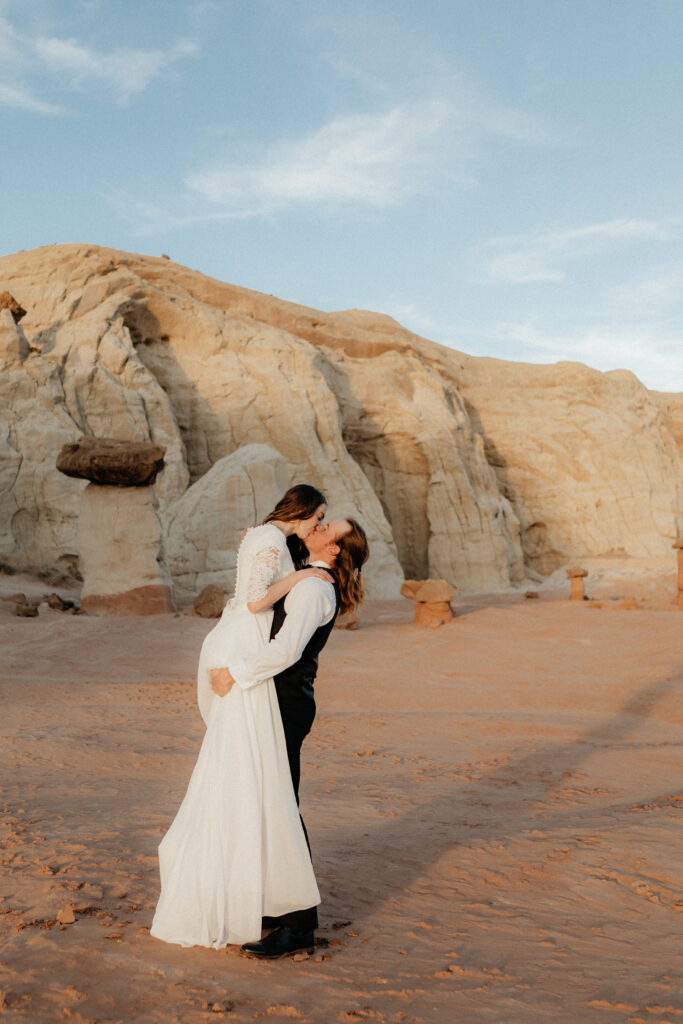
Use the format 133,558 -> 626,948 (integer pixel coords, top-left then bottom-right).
327,673 -> 682,920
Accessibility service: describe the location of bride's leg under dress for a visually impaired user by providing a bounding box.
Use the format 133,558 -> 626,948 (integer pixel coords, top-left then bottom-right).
150,681 -> 320,949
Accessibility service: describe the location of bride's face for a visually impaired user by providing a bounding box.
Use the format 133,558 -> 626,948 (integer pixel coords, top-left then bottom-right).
293,503 -> 326,540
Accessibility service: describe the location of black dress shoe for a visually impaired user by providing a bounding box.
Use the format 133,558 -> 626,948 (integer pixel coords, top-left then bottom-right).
240,926 -> 315,959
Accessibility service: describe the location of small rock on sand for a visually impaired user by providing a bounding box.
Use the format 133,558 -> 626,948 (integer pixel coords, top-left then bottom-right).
194,585 -> 225,618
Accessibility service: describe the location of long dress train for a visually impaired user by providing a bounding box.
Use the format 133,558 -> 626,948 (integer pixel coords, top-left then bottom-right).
150,524 -> 320,948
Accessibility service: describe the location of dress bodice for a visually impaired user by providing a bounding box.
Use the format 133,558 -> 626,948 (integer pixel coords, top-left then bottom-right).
230,523 -> 294,610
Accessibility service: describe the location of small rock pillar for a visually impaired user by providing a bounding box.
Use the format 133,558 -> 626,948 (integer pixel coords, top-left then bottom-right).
566,567 -> 588,601
674,540 -> 683,607
401,578 -> 456,627
57,436 -> 175,615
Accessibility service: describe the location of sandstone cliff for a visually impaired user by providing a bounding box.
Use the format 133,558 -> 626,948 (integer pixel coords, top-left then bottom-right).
0,244 -> 680,596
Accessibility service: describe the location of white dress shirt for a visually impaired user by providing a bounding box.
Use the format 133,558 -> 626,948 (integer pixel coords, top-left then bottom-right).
229,561 -> 336,691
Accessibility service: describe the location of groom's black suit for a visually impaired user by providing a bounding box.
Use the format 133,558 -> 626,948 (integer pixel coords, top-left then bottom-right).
268,575 -> 340,934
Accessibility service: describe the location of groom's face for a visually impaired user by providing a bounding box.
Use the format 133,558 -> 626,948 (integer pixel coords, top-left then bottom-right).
304,519 -> 351,563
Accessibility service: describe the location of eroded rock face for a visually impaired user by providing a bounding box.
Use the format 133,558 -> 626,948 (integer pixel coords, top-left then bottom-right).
650,391 -> 683,457
1,242 -> 681,595
322,349 -> 523,591
455,360 -> 683,575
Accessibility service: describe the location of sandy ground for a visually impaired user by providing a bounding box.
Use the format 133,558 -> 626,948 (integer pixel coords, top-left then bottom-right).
0,560 -> 681,1024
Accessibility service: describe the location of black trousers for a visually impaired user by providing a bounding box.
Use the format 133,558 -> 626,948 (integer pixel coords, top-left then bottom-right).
272,698 -> 318,933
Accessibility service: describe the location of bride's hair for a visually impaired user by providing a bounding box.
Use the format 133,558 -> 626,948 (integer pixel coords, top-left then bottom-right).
334,518 -> 369,615
263,484 -> 327,569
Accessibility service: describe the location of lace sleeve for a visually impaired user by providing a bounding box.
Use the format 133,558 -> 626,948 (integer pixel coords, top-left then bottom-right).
246,545 -> 282,604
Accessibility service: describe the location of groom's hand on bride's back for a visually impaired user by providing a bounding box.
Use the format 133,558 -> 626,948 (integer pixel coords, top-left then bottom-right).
210,668 -> 235,697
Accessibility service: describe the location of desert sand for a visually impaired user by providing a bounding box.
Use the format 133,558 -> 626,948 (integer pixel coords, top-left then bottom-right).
1,560 -> 681,1024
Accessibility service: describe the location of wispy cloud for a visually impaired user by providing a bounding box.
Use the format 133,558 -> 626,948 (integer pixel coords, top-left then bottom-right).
0,7 -> 196,112
33,36 -> 196,98
0,81 -> 65,114
475,218 -> 680,284
183,73 -> 560,221
186,100 -> 450,215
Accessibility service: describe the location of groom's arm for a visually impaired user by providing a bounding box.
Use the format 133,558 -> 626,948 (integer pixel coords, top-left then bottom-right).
227,579 -> 336,691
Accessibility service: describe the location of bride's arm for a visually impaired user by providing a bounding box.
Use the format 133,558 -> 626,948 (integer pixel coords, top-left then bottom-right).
246,566 -> 332,614
211,577 -> 336,696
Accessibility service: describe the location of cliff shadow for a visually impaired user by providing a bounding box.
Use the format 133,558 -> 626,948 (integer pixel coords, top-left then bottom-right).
320,673 -> 681,920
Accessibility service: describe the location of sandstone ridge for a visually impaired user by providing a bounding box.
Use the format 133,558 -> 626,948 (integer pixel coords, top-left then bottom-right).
1,243 -> 681,597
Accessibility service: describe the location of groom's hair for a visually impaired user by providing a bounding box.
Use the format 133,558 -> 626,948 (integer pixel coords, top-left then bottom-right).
334,518 -> 369,615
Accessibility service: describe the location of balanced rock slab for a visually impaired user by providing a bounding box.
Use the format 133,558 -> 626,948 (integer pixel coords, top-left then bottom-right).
415,579 -> 457,603
57,436 -> 166,487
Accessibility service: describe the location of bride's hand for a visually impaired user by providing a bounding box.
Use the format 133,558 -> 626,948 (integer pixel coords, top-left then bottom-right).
210,667 -> 235,697
292,567 -> 333,587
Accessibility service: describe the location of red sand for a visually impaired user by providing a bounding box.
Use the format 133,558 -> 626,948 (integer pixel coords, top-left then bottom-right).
1,563 -> 681,1023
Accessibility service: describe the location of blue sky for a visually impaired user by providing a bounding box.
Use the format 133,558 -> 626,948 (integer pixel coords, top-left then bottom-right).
1,0 -> 682,392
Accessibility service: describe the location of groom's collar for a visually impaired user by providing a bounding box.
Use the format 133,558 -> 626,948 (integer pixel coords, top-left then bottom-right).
310,559 -> 334,569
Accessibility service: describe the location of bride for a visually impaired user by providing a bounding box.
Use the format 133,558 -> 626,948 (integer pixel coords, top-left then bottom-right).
151,484 -> 330,949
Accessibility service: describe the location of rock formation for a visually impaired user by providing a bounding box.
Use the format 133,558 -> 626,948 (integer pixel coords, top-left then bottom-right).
0,308 -> 29,367
165,443 -> 290,594
566,567 -> 588,601
673,539 -> 683,607
0,291 -> 26,323
55,436 -> 174,615
401,578 -> 457,627
193,585 -> 225,618
455,359 -> 683,576
1,243 -> 681,598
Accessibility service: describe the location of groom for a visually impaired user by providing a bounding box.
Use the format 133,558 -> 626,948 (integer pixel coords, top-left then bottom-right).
210,518 -> 364,959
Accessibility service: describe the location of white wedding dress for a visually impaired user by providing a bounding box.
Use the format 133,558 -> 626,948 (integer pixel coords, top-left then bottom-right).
150,524 -> 320,948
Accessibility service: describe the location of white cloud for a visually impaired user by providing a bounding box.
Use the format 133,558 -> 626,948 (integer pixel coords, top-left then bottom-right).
0,81 -> 65,114
186,101 -> 450,215
33,36 -> 196,98
0,7 -> 197,112
476,218 -> 679,284
184,63 -> 564,221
